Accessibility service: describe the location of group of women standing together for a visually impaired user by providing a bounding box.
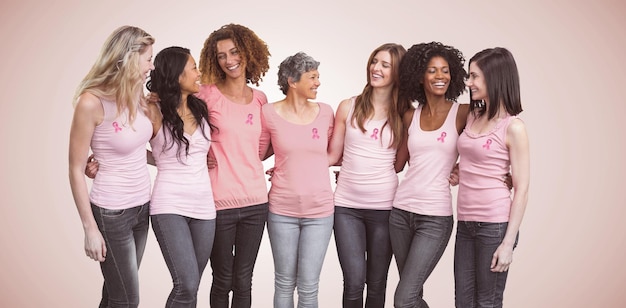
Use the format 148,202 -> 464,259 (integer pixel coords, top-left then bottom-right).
69,23 -> 529,308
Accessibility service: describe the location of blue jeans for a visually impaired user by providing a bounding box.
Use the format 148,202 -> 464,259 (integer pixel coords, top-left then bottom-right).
91,202 -> 150,308
333,206 -> 393,308
389,208 -> 453,308
151,214 -> 216,307
210,203 -> 268,308
454,221 -> 518,308
267,212 -> 334,308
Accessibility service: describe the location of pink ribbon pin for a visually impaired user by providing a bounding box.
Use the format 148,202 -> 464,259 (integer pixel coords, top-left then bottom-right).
245,113 -> 253,125
437,131 -> 447,143
312,128 -> 320,139
370,128 -> 379,140
112,122 -> 122,133
482,138 -> 492,150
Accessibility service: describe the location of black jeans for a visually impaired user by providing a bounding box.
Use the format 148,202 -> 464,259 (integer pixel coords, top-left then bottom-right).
454,221 -> 518,308
334,206 -> 393,308
92,202 -> 150,308
209,203 -> 268,308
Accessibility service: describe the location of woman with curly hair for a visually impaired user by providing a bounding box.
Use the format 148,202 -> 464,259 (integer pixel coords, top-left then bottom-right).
146,46 -> 217,307
196,24 -> 272,308
390,41 -> 468,307
69,25 -> 154,307
327,43 -> 407,308
454,47 -> 529,308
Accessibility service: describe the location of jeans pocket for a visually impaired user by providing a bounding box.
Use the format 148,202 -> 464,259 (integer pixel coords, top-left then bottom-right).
100,208 -> 126,218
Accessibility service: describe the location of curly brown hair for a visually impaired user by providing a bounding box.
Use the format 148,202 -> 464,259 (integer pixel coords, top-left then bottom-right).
399,42 -> 466,105
199,24 -> 270,86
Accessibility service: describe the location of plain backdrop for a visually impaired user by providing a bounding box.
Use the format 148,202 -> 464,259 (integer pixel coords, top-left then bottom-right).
1,0 -> 625,307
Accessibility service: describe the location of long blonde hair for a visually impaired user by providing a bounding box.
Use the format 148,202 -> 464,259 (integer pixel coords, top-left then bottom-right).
73,25 -> 155,125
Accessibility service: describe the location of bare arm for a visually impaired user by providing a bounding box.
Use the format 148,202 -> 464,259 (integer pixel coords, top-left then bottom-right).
394,109 -> 414,173
491,118 -> 530,272
68,93 -> 106,262
327,99 -> 350,166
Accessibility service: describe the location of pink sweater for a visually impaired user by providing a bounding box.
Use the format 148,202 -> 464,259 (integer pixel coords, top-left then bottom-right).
393,103 -> 460,216
89,98 -> 152,210
259,102 -> 335,218
149,120 -> 216,219
457,113 -> 516,222
334,97 -> 398,210
196,84 -> 269,210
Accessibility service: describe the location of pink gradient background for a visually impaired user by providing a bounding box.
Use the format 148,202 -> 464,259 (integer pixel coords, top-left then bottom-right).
1,0 -> 624,307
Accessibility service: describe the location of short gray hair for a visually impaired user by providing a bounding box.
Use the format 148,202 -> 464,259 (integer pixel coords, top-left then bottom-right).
277,52 -> 320,95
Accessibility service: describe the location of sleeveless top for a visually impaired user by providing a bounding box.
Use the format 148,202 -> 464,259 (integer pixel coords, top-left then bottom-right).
334,97 -> 398,210
393,103 -> 460,216
457,113 -> 517,222
149,119 -> 216,219
90,98 -> 151,210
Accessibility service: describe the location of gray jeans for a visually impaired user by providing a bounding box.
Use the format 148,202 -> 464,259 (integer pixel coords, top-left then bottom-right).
389,207 -> 453,308
92,202 -> 150,308
267,212 -> 334,308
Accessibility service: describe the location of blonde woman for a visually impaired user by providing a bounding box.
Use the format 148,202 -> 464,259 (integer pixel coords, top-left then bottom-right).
68,25 -> 154,307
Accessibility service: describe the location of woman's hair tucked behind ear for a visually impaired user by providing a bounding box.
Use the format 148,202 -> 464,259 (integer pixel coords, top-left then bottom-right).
147,46 -> 215,162
468,47 -> 522,120
74,25 -> 155,125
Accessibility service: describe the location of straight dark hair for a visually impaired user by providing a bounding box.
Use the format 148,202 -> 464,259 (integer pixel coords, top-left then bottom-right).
469,47 -> 523,119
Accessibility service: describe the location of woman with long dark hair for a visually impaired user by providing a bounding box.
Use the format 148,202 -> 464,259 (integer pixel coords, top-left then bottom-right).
146,46 -> 217,307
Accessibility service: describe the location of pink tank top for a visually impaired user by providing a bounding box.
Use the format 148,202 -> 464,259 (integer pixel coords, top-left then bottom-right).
457,113 -> 516,222
89,98 -> 152,210
149,119 -> 216,219
334,97 -> 398,210
196,84 -> 268,210
393,103 -> 460,216
260,102 -> 335,218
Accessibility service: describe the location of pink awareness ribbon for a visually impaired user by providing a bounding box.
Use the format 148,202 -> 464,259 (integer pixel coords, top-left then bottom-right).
370,128 -> 379,140
482,138 -> 492,150
245,113 -> 253,125
437,131 -> 447,143
112,122 -> 122,133
312,128 -> 320,139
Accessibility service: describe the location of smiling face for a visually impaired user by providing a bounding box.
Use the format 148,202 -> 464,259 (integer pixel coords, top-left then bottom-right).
466,61 -> 487,102
179,55 -> 201,95
293,70 -> 321,99
139,44 -> 155,83
369,50 -> 394,88
216,39 -> 245,80
422,56 -> 450,98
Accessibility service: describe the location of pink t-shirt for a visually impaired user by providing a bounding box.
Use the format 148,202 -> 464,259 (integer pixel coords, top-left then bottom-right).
196,84 -> 269,210
259,102 -> 335,218
334,97 -> 398,210
89,98 -> 152,210
393,103 -> 460,216
457,113 -> 517,222
149,120 -> 216,219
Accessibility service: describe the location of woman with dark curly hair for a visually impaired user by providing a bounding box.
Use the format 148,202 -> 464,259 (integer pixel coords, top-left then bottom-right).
327,43 -> 407,308
146,46 -> 217,307
196,24 -> 271,308
390,41 -> 468,308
